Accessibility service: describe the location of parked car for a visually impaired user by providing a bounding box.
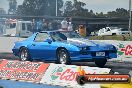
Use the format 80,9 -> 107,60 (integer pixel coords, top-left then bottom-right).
12,30 -> 117,67
98,27 -> 131,36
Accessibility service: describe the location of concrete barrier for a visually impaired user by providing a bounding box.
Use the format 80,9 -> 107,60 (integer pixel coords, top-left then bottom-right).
0,59 -> 111,88
0,59 -> 49,83
40,63 -> 111,88
2,59 -> 130,88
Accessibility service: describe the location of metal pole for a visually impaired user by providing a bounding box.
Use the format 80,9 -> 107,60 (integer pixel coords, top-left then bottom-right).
56,0 -> 58,16
63,3 -> 65,14
129,0 -> 132,32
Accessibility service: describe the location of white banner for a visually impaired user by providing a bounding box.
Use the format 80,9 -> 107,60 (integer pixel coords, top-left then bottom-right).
40,64 -> 111,88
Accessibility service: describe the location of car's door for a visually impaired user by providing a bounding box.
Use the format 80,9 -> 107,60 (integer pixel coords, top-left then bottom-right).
29,32 -> 56,60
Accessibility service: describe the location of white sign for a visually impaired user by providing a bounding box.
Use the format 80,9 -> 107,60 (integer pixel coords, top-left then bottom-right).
40,64 -> 110,88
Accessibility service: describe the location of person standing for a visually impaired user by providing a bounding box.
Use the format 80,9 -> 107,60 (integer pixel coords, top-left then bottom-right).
61,18 -> 68,30
52,20 -> 59,31
31,19 -> 34,33
68,22 -> 73,31
48,22 -> 53,31
67,17 -> 73,31
36,20 -> 43,32
79,25 -> 86,37
41,18 -> 48,31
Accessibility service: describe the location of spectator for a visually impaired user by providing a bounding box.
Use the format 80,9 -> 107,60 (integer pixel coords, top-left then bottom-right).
36,20 -> 43,32
41,19 -> 48,31
52,20 -> 59,30
61,18 -> 68,30
31,19 -> 35,33
68,22 -> 73,31
79,25 -> 86,37
48,22 -> 53,31
31,19 -> 40,33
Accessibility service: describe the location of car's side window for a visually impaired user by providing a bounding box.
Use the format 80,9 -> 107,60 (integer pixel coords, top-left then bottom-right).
34,33 -> 49,42
22,23 -> 26,30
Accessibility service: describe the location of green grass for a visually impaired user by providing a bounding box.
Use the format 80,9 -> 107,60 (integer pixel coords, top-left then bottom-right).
89,34 -> 132,41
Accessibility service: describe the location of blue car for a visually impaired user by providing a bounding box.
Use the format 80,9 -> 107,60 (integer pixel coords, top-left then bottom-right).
12,31 -> 117,67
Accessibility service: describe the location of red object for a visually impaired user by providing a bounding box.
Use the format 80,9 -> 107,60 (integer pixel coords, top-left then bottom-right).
0,59 -> 49,82
121,45 -> 132,55
6,19 -> 17,24
84,74 -> 130,82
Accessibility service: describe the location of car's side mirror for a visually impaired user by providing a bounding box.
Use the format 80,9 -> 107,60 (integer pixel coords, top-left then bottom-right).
45,39 -> 52,44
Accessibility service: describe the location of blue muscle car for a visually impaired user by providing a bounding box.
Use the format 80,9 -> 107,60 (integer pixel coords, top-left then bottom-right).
12,31 -> 117,67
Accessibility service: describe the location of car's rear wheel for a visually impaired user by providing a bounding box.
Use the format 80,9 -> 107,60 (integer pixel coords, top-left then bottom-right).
19,48 -> 31,61
57,49 -> 70,64
95,58 -> 107,67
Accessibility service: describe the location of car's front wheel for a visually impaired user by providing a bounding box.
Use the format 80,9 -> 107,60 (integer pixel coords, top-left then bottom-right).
95,58 -> 107,67
57,49 -> 70,64
19,48 -> 31,61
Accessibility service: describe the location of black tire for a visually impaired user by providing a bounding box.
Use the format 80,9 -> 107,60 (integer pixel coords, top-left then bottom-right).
57,49 -> 71,64
95,58 -> 107,67
112,33 -> 116,36
19,48 -> 31,61
76,75 -> 86,85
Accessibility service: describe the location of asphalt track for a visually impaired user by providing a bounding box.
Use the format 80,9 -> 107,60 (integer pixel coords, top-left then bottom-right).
0,52 -> 132,74
0,80 -> 63,88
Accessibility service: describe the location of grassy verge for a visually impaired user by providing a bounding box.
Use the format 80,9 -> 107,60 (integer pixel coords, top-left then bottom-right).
89,34 -> 132,41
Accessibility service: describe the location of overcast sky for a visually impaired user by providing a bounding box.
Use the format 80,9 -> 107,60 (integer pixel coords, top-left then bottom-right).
0,0 -> 129,13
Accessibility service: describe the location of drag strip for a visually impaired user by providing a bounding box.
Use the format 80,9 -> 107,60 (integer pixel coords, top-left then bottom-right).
0,52 -> 132,76
0,52 -> 18,60
0,80 -> 63,88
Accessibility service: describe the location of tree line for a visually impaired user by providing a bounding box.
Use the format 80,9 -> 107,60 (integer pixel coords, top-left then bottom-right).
14,0 -> 129,18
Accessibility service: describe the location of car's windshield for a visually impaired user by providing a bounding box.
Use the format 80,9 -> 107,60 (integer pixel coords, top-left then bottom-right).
50,32 -> 67,41
60,31 -> 81,38
109,27 -> 119,30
